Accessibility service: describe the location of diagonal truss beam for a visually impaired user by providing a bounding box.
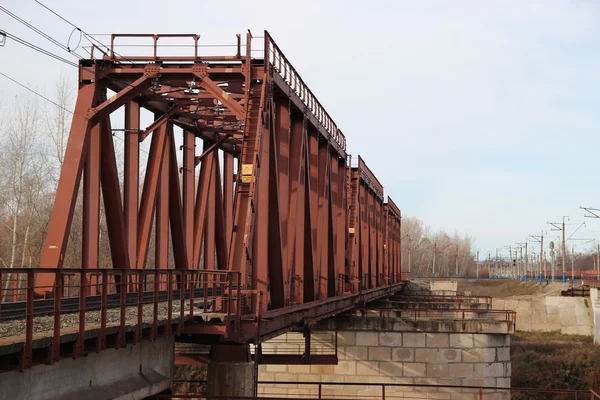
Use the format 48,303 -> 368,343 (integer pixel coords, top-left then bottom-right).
39,83 -> 97,275
192,66 -> 245,120
137,123 -> 168,269
89,66 -> 159,122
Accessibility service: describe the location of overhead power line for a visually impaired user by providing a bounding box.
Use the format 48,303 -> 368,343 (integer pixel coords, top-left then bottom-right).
0,5 -> 84,59
34,0 -> 133,62
0,29 -> 78,67
0,70 -> 73,113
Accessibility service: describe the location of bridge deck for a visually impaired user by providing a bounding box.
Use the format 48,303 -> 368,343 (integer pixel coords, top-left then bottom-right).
0,267 -> 404,371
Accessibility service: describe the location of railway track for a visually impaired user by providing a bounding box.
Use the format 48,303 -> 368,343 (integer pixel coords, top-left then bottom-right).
0,287 -> 223,320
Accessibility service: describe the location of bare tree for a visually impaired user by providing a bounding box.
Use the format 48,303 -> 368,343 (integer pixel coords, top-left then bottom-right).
44,70 -> 74,184
0,94 -> 48,299
401,216 -> 475,278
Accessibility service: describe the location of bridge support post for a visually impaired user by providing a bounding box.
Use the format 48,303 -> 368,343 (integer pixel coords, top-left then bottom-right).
207,344 -> 255,399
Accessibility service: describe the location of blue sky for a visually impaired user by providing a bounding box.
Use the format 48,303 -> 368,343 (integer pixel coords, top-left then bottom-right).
2,0 -> 600,258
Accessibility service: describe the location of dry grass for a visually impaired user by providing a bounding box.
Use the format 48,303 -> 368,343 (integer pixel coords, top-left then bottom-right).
173,365 -> 207,395
458,279 -> 575,298
511,332 -> 600,395
459,280 -> 541,297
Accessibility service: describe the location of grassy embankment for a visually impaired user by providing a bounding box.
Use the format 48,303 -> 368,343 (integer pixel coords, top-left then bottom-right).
512,331 -> 600,393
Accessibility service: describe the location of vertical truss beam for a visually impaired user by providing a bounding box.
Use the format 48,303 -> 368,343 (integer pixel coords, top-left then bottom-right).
222,153 -> 234,255
182,130 -> 195,270
307,129 -> 319,297
205,152 -> 216,270
228,77 -> 266,310
329,158 -> 340,297
155,123 -> 170,271
287,115 -> 304,303
346,167 -> 359,293
251,98 -> 270,308
124,102 -> 140,270
82,120 -> 100,295
316,143 -> 330,299
193,143 -> 214,269
266,101 -> 285,308
276,99 -> 291,303
213,155 -> 228,270
301,125 -> 316,302
359,183 -> 368,289
100,115 -> 130,270
168,128 -> 188,271
335,158 -> 346,293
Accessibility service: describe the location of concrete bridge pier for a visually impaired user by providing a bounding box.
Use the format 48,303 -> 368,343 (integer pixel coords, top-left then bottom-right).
206,344 -> 255,399
0,336 -> 174,400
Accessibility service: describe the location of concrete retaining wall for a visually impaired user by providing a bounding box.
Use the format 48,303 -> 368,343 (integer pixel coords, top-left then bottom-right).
425,280 -> 459,297
592,288 -> 600,344
492,296 -> 593,335
0,336 -> 174,400
430,280 -> 458,294
258,317 -> 510,399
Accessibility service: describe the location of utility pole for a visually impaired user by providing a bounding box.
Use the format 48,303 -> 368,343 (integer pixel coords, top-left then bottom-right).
509,245 -> 513,278
516,242 -> 526,280
571,246 -> 575,282
540,232 -> 544,280
432,242 -> 436,278
548,216 -> 569,283
562,237 -> 592,280
562,218 -> 566,283
525,241 -> 528,280
495,248 -> 500,279
519,247 -> 523,279
476,250 -> 480,279
543,251 -> 547,278
550,241 -> 556,282
579,207 -> 600,281
502,245 -> 512,278
407,235 -> 412,276
529,232 -> 545,282
455,244 -> 459,278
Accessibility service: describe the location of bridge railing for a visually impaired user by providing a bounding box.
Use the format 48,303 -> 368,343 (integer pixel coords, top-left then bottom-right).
0,267 -> 246,370
371,307 -> 517,329
389,294 -> 493,307
156,380 -> 598,399
264,31 -> 346,152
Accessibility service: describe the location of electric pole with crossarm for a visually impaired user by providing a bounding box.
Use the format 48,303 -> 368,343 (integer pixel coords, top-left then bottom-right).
548,216 -> 569,283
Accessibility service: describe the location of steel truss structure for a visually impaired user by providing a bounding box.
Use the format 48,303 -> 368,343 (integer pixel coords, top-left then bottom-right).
37,31 -> 402,307
0,32 -> 406,369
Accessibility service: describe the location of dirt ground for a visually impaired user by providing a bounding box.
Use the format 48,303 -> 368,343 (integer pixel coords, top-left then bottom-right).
407,278 -> 577,298
457,279 -> 575,298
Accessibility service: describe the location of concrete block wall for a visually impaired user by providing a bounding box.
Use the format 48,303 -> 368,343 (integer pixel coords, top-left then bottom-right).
430,280 -> 458,294
492,296 -> 593,335
258,330 -> 510,399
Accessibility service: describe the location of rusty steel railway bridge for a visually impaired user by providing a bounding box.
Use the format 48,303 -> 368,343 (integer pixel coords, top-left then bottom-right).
0,31 -> 405,381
